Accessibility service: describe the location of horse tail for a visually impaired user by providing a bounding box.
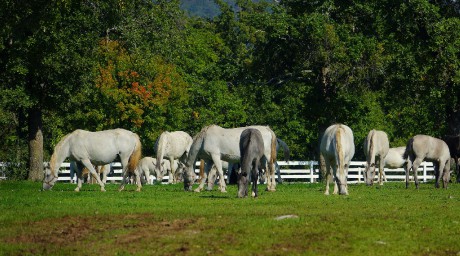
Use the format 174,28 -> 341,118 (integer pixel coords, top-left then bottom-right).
155,132 -> 168,174
128,134 -> 142,173
269,128 -> 277,168
335,125 -> 344,175
403,137 -> 414,160
198,159 -> 205,183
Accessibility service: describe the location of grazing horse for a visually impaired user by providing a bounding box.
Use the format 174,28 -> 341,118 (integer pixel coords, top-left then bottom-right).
363,130 -> 389,185
384,147 -> 406,169
238,128 -> 265,198
43,129 -> 142,192
320,124 -> 355,195
181,125 -> 277,193
405,135 -> 451,189
154,131 -> 193,184
442,135 -> 460,183
136,157 -> 168,185
200,137 -> 290,187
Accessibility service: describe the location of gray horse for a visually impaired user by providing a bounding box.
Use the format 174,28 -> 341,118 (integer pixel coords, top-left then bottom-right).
237,128 -> 265,198
181,125 -> 277,193
405,135 -> 451,189
363,130 -> 389,186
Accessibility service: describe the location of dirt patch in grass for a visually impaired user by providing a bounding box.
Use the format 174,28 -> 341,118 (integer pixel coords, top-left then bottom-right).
4,213 -> 201,255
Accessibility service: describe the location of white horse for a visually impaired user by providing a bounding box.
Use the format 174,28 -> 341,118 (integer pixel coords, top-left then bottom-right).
384,147 -> 406,169
181,125 -> 277,193
320,124 -> 355,195
43,129 -> 142,192
363,130 -> 389,185
154,131 -> 193,184
405,135 -> 451,189
136,157 -> 164,184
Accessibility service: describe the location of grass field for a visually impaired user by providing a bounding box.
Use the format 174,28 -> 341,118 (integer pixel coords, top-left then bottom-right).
0,180 -> 459,255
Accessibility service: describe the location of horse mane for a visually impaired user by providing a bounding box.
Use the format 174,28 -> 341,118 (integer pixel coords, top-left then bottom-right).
127,133 -> 142,173
368,130 -> 375,165
335,125 -> 344,175
50,132 -> 73,175
193,124 -> 215,140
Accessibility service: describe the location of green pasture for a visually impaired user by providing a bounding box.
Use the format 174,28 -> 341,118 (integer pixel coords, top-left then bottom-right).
0,181 -> 459,255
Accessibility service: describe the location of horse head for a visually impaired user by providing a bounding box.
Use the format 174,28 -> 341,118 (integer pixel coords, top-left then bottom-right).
236,171 -> 249,198
364,162 -> 376,186
42,163 -> 58,190
182,165 -> 196,191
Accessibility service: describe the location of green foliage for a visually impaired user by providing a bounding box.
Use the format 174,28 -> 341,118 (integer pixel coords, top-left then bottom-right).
1,0 -> 460,170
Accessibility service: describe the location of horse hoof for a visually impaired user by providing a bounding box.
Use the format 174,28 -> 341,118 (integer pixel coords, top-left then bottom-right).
74,188 -> 80,192
220,189 -> 227,193
101,188 -> 106,192
194,188 -> 201,193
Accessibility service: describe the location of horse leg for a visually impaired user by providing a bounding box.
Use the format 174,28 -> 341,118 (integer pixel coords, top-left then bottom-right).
411,158 -> 423,189
211,156 -> 227,193
324,161 -> 331,195
169,157 -> 177,184
252,160 -> 260,197
441,160 -> 450,189
207,165 -> 217,191
268,159 -> 277,191
405,157 -> 413,189
194,163 -> 210,193
81,160 -> 105,192
74,163 -> 84,192
133,167 -> 142,192
378,158 -> 385,185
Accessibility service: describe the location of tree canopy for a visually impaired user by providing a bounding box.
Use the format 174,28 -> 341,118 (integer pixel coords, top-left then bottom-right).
0,0 -> 459,179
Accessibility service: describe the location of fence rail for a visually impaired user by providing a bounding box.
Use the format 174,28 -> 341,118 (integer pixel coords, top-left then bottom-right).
0,161 -> 436,184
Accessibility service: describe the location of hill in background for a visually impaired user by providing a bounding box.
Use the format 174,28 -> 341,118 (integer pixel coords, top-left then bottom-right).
180,0 -> 236,18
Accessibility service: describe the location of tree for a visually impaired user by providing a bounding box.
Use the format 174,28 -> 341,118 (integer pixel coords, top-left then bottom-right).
0,1 -> 116,180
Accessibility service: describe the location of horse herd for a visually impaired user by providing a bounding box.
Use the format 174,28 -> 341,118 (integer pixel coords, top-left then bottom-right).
42,124 -> 460,197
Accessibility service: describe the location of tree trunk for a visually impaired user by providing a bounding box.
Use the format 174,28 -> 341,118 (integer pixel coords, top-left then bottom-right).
28,107 -> 43,181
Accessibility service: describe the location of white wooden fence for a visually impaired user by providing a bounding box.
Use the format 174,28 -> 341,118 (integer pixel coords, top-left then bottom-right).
0,160 -> 435,184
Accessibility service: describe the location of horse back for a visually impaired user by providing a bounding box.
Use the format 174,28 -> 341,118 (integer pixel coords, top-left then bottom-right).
411,135 -> 450,161
321,124 -> 355,163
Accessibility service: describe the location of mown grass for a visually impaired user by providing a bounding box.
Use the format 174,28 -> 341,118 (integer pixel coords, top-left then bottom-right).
0,180 -> 459,255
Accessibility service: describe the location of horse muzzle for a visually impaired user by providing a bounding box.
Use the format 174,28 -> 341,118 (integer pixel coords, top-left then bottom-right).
42,182 -> 53,190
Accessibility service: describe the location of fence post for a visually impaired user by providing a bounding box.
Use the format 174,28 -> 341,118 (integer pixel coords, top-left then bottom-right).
358,167 -> 361,183
309,161 -> 314,183
423,162 -> 427,183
